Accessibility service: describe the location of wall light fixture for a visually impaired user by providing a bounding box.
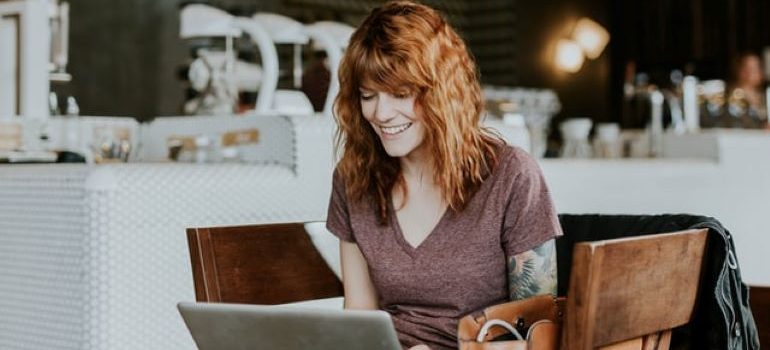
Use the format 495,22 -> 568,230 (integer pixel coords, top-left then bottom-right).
555,38 -> 584,73
572,17 -> 609,59
553,17 -> 609,73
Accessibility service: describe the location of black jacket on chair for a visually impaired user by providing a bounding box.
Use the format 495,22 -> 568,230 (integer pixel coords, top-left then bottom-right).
556,214 -> 760,350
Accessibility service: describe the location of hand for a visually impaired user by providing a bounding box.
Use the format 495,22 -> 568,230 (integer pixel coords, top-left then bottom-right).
408,345 -> 431,350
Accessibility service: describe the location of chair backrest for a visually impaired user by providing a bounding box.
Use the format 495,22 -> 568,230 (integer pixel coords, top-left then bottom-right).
186,223 -> 343,304
562,228 -> 708,350
750,285 -> 770,347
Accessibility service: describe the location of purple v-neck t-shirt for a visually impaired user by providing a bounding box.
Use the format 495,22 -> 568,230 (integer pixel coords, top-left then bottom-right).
326,145 -> 563,350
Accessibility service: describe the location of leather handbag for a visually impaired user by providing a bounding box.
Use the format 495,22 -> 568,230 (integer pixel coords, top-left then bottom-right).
457,294 -> 565,350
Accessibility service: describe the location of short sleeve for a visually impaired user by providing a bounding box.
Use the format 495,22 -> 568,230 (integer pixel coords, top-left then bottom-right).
326,169 -> 356,242
501,150 -> 563,257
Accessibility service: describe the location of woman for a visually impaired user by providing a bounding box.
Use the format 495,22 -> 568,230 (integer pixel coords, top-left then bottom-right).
326,2 -> 563,349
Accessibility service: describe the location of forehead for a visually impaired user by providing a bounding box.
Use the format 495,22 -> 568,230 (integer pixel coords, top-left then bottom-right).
352,47 -> 423,93
357,76 -> 415,93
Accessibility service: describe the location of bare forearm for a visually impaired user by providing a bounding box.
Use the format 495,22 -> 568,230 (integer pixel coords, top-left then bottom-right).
507,239 -> 557,300
340,241 -> 379,310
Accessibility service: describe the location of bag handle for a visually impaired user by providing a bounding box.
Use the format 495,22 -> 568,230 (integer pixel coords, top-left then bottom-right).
476,319 -> 524,342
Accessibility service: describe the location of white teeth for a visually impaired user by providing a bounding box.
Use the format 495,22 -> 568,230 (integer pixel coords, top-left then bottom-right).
380,123 -> 412,135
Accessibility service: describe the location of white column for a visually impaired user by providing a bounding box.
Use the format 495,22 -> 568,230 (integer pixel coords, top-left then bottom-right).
18,0 -> 50,118
0,16 -> 17,116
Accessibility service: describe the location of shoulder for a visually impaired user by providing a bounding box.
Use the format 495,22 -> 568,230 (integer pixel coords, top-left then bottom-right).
495,144 -> 541,178
332,165 -> 347,189
331,164 -> 371,209
330,166 -> 350,204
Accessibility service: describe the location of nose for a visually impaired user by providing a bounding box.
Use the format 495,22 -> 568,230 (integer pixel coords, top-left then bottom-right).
373,94 -> 397,123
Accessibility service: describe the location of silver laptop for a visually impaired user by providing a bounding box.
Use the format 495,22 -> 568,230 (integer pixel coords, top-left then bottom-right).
177,301 -> 401,350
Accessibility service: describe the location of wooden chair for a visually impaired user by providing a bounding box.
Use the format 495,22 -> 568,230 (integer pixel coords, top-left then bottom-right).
749,285 -> 770,347
561,228 -> 709,350
186,222 -> 343,305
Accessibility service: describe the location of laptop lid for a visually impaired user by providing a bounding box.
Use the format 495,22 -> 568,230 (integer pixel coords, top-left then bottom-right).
177,301 -> 401,350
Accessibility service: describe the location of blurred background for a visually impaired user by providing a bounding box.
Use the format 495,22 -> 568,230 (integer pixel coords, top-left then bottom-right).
50,0 -> 770,123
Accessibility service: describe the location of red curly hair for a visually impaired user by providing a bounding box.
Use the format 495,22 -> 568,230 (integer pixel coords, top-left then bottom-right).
333,0 -> 501,223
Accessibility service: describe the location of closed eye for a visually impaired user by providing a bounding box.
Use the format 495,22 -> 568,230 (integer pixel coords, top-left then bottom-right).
359,89 -> 376,101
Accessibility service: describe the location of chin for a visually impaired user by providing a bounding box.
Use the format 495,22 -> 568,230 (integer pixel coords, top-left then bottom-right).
381,140 -> 423,158
376,126 -> 426,158
382,145 -> 411,158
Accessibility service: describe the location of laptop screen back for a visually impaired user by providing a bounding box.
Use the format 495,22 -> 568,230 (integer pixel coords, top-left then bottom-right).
178,301 -> 401,350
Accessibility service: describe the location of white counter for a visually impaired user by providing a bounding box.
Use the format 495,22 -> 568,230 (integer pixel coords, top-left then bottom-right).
0,115 -> 337,350
543,129 -> 770,286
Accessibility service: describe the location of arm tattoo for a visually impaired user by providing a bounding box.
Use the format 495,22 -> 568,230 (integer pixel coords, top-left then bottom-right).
507,239 -> 557,300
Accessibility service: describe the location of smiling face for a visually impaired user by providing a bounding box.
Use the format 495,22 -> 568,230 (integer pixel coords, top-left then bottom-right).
359,87 -> 427,159
333,1 -> 494,223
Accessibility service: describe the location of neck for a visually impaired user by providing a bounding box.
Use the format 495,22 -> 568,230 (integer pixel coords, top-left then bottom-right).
399,145 -> 433,184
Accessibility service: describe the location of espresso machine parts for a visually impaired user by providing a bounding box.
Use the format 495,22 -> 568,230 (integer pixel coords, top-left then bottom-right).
180,4 -> 248,115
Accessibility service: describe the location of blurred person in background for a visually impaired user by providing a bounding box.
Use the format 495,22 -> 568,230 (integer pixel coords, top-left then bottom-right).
302,51 -> 331,112
728,52 -> 767,127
